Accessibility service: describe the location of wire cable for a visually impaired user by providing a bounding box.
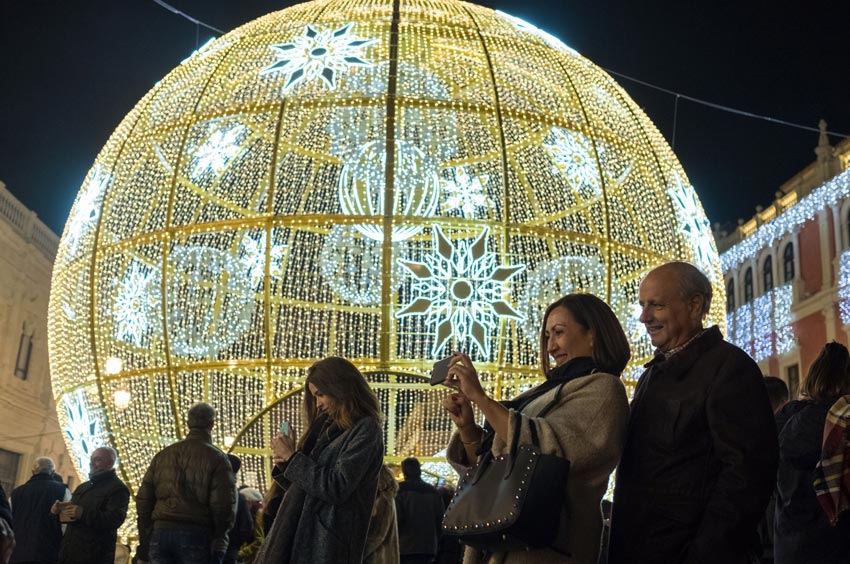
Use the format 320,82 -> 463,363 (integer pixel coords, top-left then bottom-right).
151,0 -> 225,35
605,67 -> 850,138
146,3 -> 850,139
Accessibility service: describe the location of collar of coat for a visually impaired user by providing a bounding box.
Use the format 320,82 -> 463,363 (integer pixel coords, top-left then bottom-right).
644,325 -> 722,375
186,427 -> 213,443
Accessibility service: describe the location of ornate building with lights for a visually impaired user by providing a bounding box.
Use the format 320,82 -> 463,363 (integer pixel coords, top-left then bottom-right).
717,122 -> 850,398
0,180 -> 75,493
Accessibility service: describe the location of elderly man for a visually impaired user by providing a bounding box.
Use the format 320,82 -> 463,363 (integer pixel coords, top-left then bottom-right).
10,456 -> 69,564
53,447 -> 130,564
609,262 -> 778,564
136,402 -> 236,564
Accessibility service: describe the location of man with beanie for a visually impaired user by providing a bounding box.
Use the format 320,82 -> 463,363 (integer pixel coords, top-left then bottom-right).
10,456 -> 69,564
136,402 -> 236,564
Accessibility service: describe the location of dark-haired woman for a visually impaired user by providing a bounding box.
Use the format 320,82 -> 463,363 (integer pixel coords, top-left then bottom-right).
255,356 -> 384,564
442,293 -> 630,564
774,342 -> 850,563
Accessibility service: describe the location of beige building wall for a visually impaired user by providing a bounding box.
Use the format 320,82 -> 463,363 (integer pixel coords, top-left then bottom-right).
0,180 -> 76,493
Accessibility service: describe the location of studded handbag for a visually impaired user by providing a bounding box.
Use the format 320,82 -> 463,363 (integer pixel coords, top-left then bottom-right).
442,393 -> 571,552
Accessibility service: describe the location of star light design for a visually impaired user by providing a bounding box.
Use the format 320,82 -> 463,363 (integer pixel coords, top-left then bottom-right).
396,226 -> 525,357
63,390 -> 104,469
543,127 -> 601,197
192,124 -> 246,178
260,23 -> 376,91
440,166 -> 492,218
668,171 -> 716,280
64,166 -> 110,259
239,232 -> 286,288
113,261 -> 160,346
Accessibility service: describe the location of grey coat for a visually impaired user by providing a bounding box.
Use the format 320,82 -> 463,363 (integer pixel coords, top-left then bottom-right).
257,415 -> 384,564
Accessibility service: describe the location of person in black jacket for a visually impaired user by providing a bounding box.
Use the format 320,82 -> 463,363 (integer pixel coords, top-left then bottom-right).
53,447 -> 129,564
10,456 -> 69,564
0,483 -> 13,564
609,262 -> 779,564
774,342 -> 850,563
395,457 -> 444,564
224,455 -> 254,564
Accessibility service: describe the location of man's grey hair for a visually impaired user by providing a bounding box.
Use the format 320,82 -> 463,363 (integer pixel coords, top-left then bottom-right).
95,446 -> 118,467
658,261 -> 712,316
32,456 -> 55,475
187,402 -> 216,429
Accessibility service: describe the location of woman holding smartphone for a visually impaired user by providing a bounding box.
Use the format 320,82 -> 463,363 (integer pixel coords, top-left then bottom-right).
255,356 -> 384,564
443,293 -> 630,564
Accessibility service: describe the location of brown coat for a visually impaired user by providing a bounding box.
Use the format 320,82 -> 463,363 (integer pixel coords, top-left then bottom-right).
365,465 -> 400,564
447,372 -> 629,564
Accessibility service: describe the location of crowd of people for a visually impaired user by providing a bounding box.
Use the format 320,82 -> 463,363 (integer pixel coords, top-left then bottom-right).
0,260 -> 848,564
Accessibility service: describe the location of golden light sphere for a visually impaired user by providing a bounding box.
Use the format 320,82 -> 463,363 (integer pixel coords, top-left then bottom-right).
48,0 -> 723,505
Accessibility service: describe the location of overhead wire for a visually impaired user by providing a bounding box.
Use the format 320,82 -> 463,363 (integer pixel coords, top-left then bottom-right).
148,0 -> 848,139
605,68 -> 850,138
151,0 -> 225,35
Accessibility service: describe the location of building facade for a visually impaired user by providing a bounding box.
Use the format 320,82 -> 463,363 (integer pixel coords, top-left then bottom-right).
0,180 -> 75,493
717,122 -> 850,398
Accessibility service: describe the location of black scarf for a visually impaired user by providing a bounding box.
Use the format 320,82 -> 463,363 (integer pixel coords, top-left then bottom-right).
476,356 -> 597,456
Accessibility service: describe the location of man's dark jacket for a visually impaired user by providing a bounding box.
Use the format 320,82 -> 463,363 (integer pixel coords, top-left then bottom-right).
609,326 -> 779,564
136,428 -> 236,558
0,483 -> 11,528
395,477 -> 445,557
11,473 -> 67,563
58,469 -> 129,564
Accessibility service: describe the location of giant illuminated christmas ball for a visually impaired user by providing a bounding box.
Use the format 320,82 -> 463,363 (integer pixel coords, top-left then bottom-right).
49,0 -> 723,499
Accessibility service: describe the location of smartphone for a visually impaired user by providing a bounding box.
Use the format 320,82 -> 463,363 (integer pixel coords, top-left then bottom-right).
430,356 -> 453,386
279,421 -> 290,435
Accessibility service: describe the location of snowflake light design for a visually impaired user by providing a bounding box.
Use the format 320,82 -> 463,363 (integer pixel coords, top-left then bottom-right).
440,166 -> 492,218
396,226 -> 525,358
61,302 -> 76,321
543,127 -> 601,197
668,171 -> 716,280
62,390 -> 104,470
239,232 -> 286,288
192,124 -> 246,178
260,23 -> 376,91
113,261 -> 160,346
64,166 -> 110,259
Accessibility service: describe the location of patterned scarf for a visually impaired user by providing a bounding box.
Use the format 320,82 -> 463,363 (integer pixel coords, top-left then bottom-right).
813,394 -> 850,526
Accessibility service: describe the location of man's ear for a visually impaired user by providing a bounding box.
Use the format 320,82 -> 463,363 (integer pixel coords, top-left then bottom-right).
688,295 -> 705,320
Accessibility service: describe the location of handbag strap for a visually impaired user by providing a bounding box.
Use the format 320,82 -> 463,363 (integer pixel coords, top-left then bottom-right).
473,381 -> 568,483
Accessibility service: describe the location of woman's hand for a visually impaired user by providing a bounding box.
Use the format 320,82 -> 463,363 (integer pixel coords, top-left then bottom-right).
442,392 -> 475,430
445,352 -> 487,404
271,431 -> 295,464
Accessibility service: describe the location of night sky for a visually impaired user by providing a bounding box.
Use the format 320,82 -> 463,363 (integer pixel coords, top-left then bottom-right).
1,0 -> 848,237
